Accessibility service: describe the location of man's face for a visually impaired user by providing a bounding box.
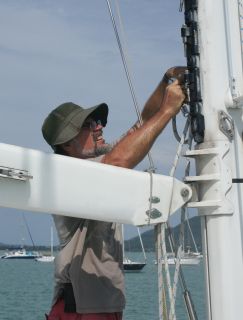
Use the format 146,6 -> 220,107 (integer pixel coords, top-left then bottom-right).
66,118 -> 111,158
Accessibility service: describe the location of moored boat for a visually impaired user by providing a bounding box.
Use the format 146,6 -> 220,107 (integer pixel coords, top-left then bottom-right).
123,226 -> 147,272
123,257 -> 146,271
35,227 -> 55,263
35,255 -> 55,262
1,248 -> 41,260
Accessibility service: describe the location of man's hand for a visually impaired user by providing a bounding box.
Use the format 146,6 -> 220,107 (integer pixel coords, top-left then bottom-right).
161,79 -> 186,117
164,66 -> 187,82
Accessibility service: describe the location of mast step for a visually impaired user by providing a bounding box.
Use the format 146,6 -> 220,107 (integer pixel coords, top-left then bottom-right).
184,173 -> 220,182
187,200 -> 221,208
183,148 -> 219,157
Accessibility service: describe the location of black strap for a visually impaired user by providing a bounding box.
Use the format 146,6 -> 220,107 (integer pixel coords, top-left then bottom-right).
232,179 -> 243,183
63,283 -> 76,313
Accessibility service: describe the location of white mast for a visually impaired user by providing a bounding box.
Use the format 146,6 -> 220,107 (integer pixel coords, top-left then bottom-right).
186,0 -> 243,319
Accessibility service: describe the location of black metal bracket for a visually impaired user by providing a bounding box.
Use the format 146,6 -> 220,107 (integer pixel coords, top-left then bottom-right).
181,0 -> 205,143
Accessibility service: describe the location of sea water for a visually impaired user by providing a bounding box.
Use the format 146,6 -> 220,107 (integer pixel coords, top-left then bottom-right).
0,252 -> 206,320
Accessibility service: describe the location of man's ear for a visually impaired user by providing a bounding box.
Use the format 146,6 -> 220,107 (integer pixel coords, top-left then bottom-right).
61,140 -> 73,153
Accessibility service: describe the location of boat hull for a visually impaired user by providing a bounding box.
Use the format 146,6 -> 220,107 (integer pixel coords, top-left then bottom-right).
123,262 -> 146,272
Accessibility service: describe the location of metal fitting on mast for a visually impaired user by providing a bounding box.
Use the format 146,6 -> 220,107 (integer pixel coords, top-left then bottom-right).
181,0 -> 205,143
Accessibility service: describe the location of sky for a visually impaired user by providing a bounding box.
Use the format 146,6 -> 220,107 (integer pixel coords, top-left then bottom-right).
0,0 -> 188,246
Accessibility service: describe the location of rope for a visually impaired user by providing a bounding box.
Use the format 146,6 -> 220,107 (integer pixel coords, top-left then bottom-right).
161,223 -> 176,320
156,224 -> 168,320
170,116 -> 191,177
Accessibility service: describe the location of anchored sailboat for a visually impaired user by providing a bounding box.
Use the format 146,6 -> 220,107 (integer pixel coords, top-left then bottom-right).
123,226 -> 146,272
155,216 -> 202,266
0,213 -> 41,260
35,226 -> 55,263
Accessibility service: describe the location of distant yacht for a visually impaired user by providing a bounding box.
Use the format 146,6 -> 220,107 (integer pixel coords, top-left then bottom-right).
154,250 -> 202,266
0,247 -> 41,260
35,226 -> 55,263
35,255 -> 55,262
123,257 -> 146,271
0,213 -> 41,260
123,226 -> 147,272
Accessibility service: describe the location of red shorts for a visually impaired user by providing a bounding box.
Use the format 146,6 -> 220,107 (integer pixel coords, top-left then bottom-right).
45,299 -> 123,320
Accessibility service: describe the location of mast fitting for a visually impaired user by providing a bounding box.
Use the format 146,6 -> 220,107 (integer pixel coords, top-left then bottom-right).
218,111 -> 234,141
182,0 -> 205,143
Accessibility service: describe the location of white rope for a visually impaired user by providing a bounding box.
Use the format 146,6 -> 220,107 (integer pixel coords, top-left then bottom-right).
170,116 -> 190,177
169,133 -> 193,316
157,113 -> 192,320
171,207 -> 186,306
161,223 -> 176,320
157,224 -> 168,320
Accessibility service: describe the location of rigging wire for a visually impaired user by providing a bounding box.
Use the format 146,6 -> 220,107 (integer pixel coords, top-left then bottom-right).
137,227 -> 147,262
105,0 -> 157,228
105,0 -> 155,171
22,213 -> 36,249
185,211 -> 199,254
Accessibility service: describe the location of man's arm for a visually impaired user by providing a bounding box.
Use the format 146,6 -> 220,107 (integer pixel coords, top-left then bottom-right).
141,66 -> 186,122
102,79 -> 185,169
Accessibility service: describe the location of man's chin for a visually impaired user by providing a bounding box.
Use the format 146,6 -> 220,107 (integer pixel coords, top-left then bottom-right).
80,143 -> 113,158
95,143 -> 113,156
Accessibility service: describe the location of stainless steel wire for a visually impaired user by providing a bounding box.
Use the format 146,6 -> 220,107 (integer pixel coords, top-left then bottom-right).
105,0 -> 155,171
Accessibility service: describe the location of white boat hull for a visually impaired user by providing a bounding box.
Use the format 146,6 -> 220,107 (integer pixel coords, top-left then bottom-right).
35,256 -> 55,263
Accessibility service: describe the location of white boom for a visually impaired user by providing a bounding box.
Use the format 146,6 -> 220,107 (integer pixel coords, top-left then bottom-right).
0,142 -> 191,226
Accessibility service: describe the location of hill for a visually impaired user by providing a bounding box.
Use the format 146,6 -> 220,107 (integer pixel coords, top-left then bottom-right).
124,216 -> 202,252
0,216 -> 201,253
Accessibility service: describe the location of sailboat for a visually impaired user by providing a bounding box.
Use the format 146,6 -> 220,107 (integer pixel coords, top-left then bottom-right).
35,227 -> 55,262
0,213 -> 41,260
154,216 -> 202,265
123,226 -> 146,272
0,247 -> 41,260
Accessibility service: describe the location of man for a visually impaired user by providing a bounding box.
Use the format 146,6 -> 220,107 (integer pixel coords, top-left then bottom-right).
42,67 -> 186,320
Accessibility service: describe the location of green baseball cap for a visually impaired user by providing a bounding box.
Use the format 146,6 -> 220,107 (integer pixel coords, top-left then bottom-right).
42,102 -> 108,147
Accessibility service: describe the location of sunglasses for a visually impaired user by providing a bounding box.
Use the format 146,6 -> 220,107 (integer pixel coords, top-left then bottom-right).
82,119 -> 102,130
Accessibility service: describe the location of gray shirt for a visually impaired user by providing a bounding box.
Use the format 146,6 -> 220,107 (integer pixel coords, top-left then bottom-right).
52,156 -> 125,314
